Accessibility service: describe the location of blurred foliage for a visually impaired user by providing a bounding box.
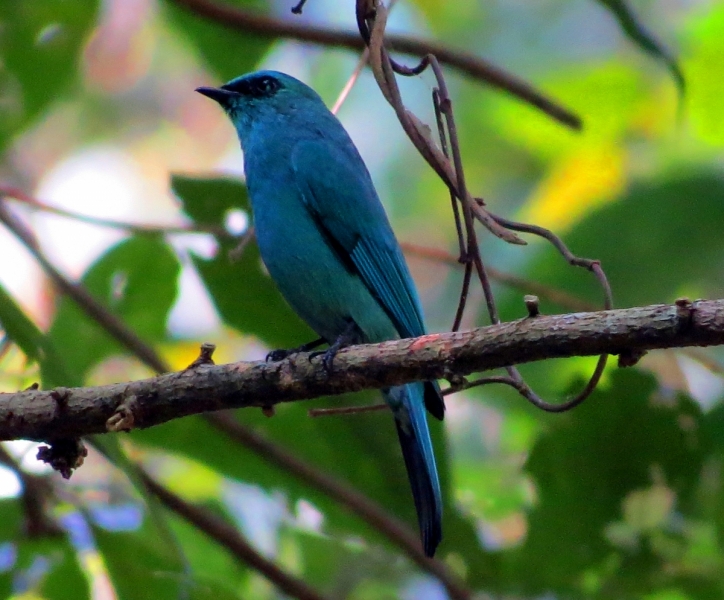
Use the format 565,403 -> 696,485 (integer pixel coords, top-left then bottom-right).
163,0 -> 272,82
0,0 -> 100,152
0,0 -> 723,599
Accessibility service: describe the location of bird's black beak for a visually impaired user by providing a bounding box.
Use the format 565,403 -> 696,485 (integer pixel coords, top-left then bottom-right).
195,86 -> 236,106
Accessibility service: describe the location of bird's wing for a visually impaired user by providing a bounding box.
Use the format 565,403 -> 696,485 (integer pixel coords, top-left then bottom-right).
291,139 -> 426,339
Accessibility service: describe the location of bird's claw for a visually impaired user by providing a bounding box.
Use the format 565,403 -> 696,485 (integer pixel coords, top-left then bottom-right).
266,338 -> 326,362
266,348 -> 292,362
310,321 -> 358,374
309,347 -> 339,374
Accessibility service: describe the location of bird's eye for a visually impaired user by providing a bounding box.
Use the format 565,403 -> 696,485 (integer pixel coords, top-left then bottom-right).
254,77 -> 279,95
221,75 -> 281,98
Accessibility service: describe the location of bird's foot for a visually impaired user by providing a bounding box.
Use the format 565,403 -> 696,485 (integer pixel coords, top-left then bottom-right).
266,338 -> 325,362
310,321 -> 360,374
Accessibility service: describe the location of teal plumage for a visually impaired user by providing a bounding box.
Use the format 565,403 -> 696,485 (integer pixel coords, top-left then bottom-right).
197,71 -> 444,556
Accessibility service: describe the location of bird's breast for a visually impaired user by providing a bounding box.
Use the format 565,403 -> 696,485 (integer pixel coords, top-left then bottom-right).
247,175 -> 396,344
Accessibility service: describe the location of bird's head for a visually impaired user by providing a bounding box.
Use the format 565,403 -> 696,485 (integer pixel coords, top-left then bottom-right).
196,70 -> 324,140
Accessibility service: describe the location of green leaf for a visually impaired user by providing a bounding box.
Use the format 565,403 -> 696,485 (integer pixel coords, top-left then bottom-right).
597,0 -> 684,93
93,525 -> 186,600
293,529 -> 405,596
161,0 -> 272,82
93,510 -> 244,600
47,235 -> 180,380
506,369 -> 708,595
36,537 -> 90,600
0,0 -> 99,150
0,500 -> 22,599
0,500 -> 22,538
0,533 -> 89,600
0,281 -> 80,387
166,511 -> 247,596
90,436 -> 190,571
172,175 -> 314,349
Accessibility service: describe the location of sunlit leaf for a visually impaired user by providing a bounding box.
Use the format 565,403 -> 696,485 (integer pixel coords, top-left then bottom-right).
685,6 -> 724,145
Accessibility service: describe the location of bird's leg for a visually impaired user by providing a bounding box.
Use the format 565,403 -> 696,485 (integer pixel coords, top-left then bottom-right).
310,320 -> 361,373
266,338 -> 325,362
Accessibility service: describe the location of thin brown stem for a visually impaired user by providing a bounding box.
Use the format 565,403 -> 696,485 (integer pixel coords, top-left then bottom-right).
331,48 -> 369,115
307,403 -> 388,417
451,261 -> 473,332
400,241 -> 597,312
1,186 -> 230,239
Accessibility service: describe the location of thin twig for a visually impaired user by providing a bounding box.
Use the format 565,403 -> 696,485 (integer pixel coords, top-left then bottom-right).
227,226 -> 255,262
679,347 -> 724,376
170,0 -> 581,129
307,403 -> 387,417
481,212 -> 612,411
331,48 -> 369,115
1,186 -> 230,239
357,3 -> 610,413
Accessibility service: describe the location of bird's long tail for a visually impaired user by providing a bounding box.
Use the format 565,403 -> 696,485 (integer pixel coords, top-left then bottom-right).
385,382 -> 442,557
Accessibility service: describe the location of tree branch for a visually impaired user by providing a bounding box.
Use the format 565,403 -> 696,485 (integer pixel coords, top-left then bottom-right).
0,298 -> 717,441
169,0 -> 581,129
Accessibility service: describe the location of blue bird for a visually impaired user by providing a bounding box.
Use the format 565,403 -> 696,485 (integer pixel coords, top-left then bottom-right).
197,71 -> 444,557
